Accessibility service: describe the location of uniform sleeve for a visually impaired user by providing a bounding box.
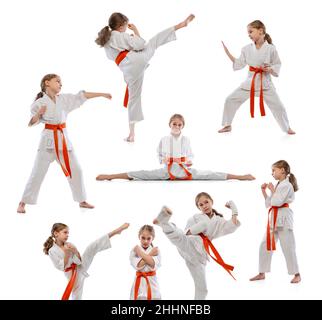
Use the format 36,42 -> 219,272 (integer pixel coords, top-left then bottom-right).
60,91 -> 87,113
184,214 -> 208,235
184,137 -> 194,160
207,216 -> 241,240
130,250 -> 145,271
233,48 -> 247,71
29,100 -> 42,126
48,248 -> 65,271
269,46 -> 281,77
157,137 -> 166,164
267,184 -> 292,207
152,250 -> 161,270
121,33 -> 146,51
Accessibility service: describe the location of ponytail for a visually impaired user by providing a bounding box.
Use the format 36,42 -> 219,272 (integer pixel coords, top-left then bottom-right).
95,12 -> 129,47
272,160 -> 298,192
95,26 -> 111,47
35,92 -> 44,101
264,33 -> 273,44
43,236 -> 55,255
212,208 -> 223,218
289,173 -> 299,192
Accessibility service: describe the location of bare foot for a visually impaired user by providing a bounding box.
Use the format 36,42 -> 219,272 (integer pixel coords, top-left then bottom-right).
96,174 -> 111,181
79,201 -> 95,209
116,223 -> 130,234
124,135 -> 135,143
250,273 -> 265,281
218,125 -> 232,133
240,174 -> 256,181
153,206 -> 172,225
17,202 -> 26,214
290,274 -> 301,284
109,223 -> 130,238
287,128 -> 296,135
175,14 -> 195,30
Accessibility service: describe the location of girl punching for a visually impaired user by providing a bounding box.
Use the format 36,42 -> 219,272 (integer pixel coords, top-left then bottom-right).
250,160 -> 301,283
153,192 -> 240,300
44,222 -> 129,299
130,225 -> 161,300
17,74 -> 112,213
219,20 -> 295,134
96,12 -> 195,142
96,114 -> 255,181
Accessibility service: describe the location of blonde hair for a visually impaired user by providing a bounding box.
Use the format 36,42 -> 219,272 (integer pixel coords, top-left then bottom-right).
138,225 -> 155,247
248,20 -> 273,44
272,160 -> 298,192
95,12 -> 129,47
43,223 -> 68,255
35,74 -> 59,101
195,192 -> 223,217
169,114 -> 185,128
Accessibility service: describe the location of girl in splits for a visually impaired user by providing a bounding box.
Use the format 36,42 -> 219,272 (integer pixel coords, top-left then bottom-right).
130,225 -> 161,300
250,160 -> 301,283
218,20 -> 295,134
96,114 -> 255,181
153,192 -> 240,300
44,222 -> 129,300
17,74 -> 112,213
96,12 -> 195,142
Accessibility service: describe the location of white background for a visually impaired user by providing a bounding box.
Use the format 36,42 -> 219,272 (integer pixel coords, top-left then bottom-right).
0,0 -> 321,300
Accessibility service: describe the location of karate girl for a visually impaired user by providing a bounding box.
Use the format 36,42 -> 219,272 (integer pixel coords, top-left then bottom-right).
43,222 -> 129,300
153,192 -> 240,300
130,225 -> 161,300
218,20 -> 295,134
95,12 -> 195,142
96,114 -> 255,181
250,160 -> 301,283
17,74 -> 112,213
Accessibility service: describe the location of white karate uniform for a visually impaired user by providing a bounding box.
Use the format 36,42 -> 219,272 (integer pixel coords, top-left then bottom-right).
160,212 -> 240,300
129,245 -> 161,300
258,177 -> 299,275
104,27 -> 176,123
21,92 -> 87,204
222,41 -> 290,132
48,235 -> 111,300
127,134 -> 227,180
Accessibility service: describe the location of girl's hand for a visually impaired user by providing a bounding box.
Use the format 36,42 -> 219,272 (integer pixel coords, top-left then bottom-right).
262,64 -> 272,73
261,183 -> 268,190
65,243 -> 78,254
221,41 -> 230,54
150,247 -> 159,256
102,93 -> 112,100
38,105 -> 47,116
268,182 -> 275,192
128,23 -> 137,31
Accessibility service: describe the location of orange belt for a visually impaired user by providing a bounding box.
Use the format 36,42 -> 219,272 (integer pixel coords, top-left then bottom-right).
45,123 -> 71,178
62,263 -> 77,300
115,50 -> 129,108
267,203 -> 289,251
134,270 -> 156,300
249,66 -> 266,118
200,233 -> 236,280
167,157 -> 192,181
